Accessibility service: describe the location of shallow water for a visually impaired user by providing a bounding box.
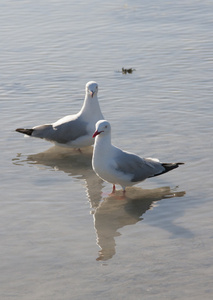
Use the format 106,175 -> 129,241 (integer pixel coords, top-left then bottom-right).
1,0 -> 213,299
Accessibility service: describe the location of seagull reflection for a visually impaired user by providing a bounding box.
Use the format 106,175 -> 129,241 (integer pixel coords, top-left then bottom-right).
93,187 -> 185,261
14,146 -> 103,209
13,148 -> 186,262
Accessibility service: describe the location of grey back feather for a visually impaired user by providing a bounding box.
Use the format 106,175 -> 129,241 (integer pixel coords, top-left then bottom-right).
33,116 -> 88,144
115,151 -> 163,182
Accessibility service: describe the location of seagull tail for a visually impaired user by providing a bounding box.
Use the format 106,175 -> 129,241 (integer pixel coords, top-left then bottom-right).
153,162 -> 184,177
16,128 -> 34,136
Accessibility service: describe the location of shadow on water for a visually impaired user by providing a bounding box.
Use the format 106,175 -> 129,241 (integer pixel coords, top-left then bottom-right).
93,187 -> 186,261
13,146 -> 186,262
13,145 -> 104,208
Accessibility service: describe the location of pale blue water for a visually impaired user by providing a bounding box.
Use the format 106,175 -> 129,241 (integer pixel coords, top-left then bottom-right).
1,0 -> 213,299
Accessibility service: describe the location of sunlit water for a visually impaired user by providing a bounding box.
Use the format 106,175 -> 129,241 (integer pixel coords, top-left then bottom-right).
1,0 -> 213,299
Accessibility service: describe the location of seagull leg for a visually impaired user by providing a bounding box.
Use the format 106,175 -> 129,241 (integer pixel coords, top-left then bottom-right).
108,184 -> 116,196
109,185 -> 127,200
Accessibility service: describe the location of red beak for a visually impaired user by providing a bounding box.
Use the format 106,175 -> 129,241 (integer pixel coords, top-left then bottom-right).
90,91 -> 94,98
93,130 -> 100,138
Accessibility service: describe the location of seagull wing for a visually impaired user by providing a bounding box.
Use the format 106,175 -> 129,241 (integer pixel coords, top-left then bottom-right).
114,150 -> 164,182
32,115 -> 88,144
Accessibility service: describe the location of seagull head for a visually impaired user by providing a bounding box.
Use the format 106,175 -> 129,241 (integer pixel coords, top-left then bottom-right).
86,81 -> 98,98
93,120 -> 111,138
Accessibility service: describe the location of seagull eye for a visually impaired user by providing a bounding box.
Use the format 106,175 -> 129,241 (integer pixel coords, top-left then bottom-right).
105,125 -> 107,128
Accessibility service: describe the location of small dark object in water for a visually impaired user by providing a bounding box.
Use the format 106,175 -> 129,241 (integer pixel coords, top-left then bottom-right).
122,68 -> 136,74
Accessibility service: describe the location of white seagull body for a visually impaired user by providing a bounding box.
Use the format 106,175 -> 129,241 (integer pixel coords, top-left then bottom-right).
16,81 -> 104,148
92,120 -> 184,193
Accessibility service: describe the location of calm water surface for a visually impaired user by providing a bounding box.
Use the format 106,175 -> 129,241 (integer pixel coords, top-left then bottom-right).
1,0 -> 213,299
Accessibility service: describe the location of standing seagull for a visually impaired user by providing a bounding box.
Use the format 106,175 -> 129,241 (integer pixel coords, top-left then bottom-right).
92,120 -> 184,194
16,81 -> 104,148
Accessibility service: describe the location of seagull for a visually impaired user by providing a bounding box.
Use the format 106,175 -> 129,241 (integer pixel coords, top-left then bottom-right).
92,120 -> 184,194
16,81 -> 104,148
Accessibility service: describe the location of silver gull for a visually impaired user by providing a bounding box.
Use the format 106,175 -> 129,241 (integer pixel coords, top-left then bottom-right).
16,81 -> 104,148
92,120 -> 184,194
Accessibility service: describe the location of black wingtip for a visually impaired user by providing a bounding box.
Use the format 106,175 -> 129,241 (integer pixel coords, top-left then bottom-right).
16,128 -> 34,136
162,162 -> 185,172
152,162 -> 184,178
